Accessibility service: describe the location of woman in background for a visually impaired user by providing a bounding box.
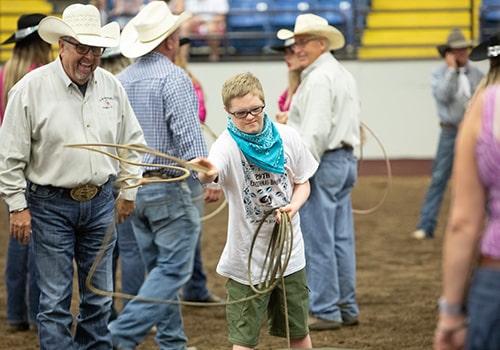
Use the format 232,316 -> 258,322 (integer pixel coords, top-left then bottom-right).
0,13 -> 52,332
434,32 -> 500,350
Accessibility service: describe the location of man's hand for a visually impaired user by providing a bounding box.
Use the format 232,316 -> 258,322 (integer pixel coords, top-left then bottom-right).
10,209 -> 32,244
115,197 -> 135,224
445,51 -> 458,69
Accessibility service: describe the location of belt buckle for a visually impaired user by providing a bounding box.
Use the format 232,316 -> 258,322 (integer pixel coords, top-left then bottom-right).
70,184 -> 99,201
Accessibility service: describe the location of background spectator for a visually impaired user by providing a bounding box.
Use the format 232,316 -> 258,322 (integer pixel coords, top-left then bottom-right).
0,13 -> 52,333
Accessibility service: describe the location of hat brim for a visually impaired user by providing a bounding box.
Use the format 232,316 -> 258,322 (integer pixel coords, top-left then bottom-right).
179,37 -> 191,46
469,41 -> 489,61
38,16 -> 119,47
277,25 -> 345,51
436,44 -> 448,58
120,12 -> 192,58
2,28 -> 40,45
2,33 -> 20,45
270,44 -> 288,52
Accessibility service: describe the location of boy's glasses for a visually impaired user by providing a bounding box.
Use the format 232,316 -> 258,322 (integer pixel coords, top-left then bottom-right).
62,38 -> 104,57
228,105 -> 265,119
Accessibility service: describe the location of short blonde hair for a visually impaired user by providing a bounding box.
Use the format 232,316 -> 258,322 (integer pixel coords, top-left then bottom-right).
221,72 -> 265,109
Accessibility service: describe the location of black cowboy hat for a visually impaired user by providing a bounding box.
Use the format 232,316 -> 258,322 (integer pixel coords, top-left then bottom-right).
2,13 -> 46,45
436,28 -> 473,58
469,31 -> 500,61
270,38 -> 295,52
179,37 -> 191,46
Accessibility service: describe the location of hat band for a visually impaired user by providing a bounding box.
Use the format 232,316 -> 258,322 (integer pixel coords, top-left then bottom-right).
488,45 -> 500,58
15,25 -> 38,40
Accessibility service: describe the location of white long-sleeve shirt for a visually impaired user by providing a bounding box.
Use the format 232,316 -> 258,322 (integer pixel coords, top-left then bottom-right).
0,56 -> 145,210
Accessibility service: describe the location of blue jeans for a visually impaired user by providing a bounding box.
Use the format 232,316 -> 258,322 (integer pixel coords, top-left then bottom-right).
109,181 -> 200,350
111,180 -> 146,311
117,217 -> 146,307
5,234 -> 39,326
466,267 -> 500,349
182,177 -> 211,302
301,149 -> 359,323
417,127 -> 457,238
28,181 -> 116,350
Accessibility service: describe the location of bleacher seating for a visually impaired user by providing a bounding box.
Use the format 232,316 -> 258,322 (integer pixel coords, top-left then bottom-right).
0,0 -> 491,62
267,0 -> 317,46
224,0 -> 355,56
226,0 -> 272,54
357,0 -> 477,60
313,0 -> 353,45
480,0 -> 500,41
0,0 -> 54,62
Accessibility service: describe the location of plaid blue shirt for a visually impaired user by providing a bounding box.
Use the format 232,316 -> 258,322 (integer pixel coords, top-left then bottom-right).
117,52 -> 207,176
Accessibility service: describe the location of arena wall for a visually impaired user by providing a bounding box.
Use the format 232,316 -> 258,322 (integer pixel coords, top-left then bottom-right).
191,59 -> 489,161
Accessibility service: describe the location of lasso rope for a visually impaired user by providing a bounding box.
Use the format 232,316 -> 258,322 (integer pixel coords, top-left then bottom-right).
353,121 -> 393,215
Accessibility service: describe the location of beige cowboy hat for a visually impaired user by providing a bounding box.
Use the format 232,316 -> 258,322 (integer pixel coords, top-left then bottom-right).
120,1 -> 192,59
436,28 -> 473,58
38,4 -> 119,48
276,13 -> 345,51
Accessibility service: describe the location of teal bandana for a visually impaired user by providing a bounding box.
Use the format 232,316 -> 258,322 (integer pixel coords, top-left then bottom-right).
227,113 -> 285,174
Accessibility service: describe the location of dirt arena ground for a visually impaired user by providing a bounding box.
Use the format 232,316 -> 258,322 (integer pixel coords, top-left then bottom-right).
0,175 -> 448,350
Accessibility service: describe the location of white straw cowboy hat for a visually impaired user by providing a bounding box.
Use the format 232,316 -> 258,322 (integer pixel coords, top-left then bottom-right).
38,4 -> 119,48
277,13 -> 345,51
436,28 -> 473,58
120,1 -> 192,59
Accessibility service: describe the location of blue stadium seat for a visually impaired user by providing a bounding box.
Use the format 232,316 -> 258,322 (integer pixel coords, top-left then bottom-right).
480,0 -> 500,40
267,0 -> 318,47
226,0 -> 271,53
313,0 -> 354,45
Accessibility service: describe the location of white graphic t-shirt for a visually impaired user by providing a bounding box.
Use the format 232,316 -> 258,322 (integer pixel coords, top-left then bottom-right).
209,123 -> 318,285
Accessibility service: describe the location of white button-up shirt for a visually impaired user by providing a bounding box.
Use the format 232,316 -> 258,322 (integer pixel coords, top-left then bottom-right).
0,56 -> 146,210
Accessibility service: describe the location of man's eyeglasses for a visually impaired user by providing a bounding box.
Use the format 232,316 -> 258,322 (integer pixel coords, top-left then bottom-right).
62,38 -> 104,57
228,105 -> 265,119
293,36 -> 322,48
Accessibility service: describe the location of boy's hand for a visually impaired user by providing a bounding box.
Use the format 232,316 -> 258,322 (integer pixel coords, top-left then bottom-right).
275,204 -> 296,224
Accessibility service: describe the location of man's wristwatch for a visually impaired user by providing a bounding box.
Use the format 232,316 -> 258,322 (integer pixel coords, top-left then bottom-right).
10,207 -> 28,213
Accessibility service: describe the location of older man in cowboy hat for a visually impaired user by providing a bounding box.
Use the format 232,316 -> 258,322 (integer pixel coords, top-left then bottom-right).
0,3 -> 145,349
412,28 -> 483,240
107,2 -> 218,349
275,13 -> 361,331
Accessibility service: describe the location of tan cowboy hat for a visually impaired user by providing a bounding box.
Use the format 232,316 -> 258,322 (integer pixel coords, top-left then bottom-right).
38,4 -> 119,48
276,13 -> 345,51
120,1 -> 192,59
436,28 -> 473,58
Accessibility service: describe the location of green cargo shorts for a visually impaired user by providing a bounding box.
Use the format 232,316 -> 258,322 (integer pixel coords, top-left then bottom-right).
226,268 -> 310,348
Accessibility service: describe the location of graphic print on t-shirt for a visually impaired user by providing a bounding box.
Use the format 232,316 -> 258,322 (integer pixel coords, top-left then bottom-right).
241,158 -> 290,225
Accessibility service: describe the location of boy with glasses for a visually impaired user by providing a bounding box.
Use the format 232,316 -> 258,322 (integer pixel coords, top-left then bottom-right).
190,72 -> 318,349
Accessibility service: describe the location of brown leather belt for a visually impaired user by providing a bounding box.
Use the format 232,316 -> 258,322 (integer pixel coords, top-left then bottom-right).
478,255 -> 500,270
440,122 -> 458,130
143,170 -> 174,179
